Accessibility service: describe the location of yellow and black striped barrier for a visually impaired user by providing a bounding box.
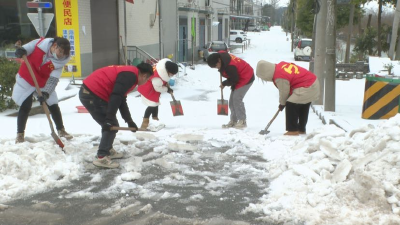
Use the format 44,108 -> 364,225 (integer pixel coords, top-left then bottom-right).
362,75 -> 400,119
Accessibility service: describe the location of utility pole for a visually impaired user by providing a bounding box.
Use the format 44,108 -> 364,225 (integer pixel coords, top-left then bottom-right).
309,14 -> 317,72
396,33 -> 400,60
325,0 -> 336,111
389,0 -> 400,59
314,0 -> 327,106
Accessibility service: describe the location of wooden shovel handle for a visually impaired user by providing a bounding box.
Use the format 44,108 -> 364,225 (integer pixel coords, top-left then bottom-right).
220,74 -> 224,100
22,55 -> 54,126
263,109 -> 280,131
170,92 -> 177,102
111,126 -> 137,131
22,55 -> 64,149
166,83 -> 177,102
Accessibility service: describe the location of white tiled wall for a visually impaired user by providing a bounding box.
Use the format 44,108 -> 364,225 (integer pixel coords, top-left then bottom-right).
119,0 -> 159,47
78,0 -> 92,54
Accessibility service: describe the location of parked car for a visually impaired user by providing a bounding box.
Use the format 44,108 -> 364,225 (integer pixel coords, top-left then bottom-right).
247,25 -> 260,32
202,41 -> 230,61
261,26 -> 270,31
294,38 -> 312,61
230,30 -> 246,43
3,50 -> 23,64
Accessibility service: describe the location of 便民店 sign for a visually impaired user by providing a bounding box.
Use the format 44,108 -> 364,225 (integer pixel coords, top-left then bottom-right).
55,0 -> 81,78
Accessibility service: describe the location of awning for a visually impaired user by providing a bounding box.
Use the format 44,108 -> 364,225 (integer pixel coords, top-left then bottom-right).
230,15 -> 262,19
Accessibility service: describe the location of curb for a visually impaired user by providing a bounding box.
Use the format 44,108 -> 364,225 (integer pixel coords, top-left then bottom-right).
311,105 -> 348,132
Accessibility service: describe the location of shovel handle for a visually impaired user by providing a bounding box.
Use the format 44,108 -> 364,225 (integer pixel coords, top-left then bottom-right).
220,74 -> 224,100
166,83 -> 177,102
111,126 -> 137,131
170,92 -> 177,102
22,55 -> 64,149
263,109 -> 280,131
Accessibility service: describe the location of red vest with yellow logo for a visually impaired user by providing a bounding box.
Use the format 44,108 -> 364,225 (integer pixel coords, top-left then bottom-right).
18,38 -> 55,88
221,53 -> 254,89
137,67 -> 167,103
273,62 -> 316,94
83,65 -> 139,102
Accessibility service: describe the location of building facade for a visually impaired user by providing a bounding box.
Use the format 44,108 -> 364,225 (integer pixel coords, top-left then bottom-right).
177,0 -> 230,63
1,0 -> 262,77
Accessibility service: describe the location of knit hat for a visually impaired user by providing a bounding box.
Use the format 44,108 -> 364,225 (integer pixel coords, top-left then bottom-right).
256,60 -> 276,82
165,61 -> 179,74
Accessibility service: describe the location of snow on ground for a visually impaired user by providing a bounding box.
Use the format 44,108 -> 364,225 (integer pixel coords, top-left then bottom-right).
1,26 -> 400,224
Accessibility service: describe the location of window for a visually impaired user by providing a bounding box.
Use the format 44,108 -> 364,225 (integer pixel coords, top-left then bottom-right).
0,0 -> 56,57
300,40 -> 312,48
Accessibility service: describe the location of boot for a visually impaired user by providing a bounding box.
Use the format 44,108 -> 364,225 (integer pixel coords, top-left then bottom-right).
58,128 -> 73,140
93,156 -> 119,169
284,131 -> 299,136
222,120 -> 236,128
139,118 -> 150,131
109,148 -> 123,159
152,117 -> 159,121
234,120 -> 247,129
15,132 -> 24,144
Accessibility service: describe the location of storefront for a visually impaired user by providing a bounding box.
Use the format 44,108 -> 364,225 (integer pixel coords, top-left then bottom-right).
0,0 -> 56,55
0,0 -> 97,78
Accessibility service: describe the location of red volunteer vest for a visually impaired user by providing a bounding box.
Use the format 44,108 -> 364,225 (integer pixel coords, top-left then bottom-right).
221,53 -> 253,89
83,65 -> 139,102
18,38 -> 55,88
273,62 -> 316,94
137,67 -> 167,103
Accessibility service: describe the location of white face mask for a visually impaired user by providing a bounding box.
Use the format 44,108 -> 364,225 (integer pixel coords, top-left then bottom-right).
52,50 -> 58,60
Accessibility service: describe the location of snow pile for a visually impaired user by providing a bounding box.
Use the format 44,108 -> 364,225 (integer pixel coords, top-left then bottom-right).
0,136 -> 87,202
0,134 -> 136,203
245,115 -> 400,224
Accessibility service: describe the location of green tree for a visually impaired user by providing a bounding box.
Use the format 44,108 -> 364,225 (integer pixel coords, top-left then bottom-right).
294,0 -> 363,37
380,24 -> 391,53
0,57 -> 18,112
296,0 -> 314,37
353,27 -> 377,58
376,0 -> 397,56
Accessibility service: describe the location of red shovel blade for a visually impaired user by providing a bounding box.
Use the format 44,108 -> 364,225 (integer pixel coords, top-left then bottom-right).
170,100 -> 184,116
51,131 -> 65,151
217,99 -> 228,115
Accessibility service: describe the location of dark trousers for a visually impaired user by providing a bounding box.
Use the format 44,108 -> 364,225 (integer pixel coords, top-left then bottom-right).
17,92 -> 65,133
143,106 -> 158,118
285,101 -> 311,132
79,86 -> 118,157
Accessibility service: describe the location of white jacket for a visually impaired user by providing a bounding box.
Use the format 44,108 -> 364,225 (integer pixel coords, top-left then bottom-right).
12,38 -> 70,106
141,58 -> 171,106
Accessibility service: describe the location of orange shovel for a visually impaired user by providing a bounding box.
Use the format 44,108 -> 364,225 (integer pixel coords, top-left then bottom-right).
217,74 -> 228,115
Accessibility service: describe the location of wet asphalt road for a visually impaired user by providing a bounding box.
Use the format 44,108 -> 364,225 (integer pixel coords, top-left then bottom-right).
0,141 -> 286,225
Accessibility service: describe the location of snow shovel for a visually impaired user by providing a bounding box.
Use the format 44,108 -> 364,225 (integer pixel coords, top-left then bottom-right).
259,109 -> 280,135
111,126 -> 137,132
170,93 -> 184,116
22,55 -> 65,150
111,126 -> 163,133
217,74 -> 228,116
